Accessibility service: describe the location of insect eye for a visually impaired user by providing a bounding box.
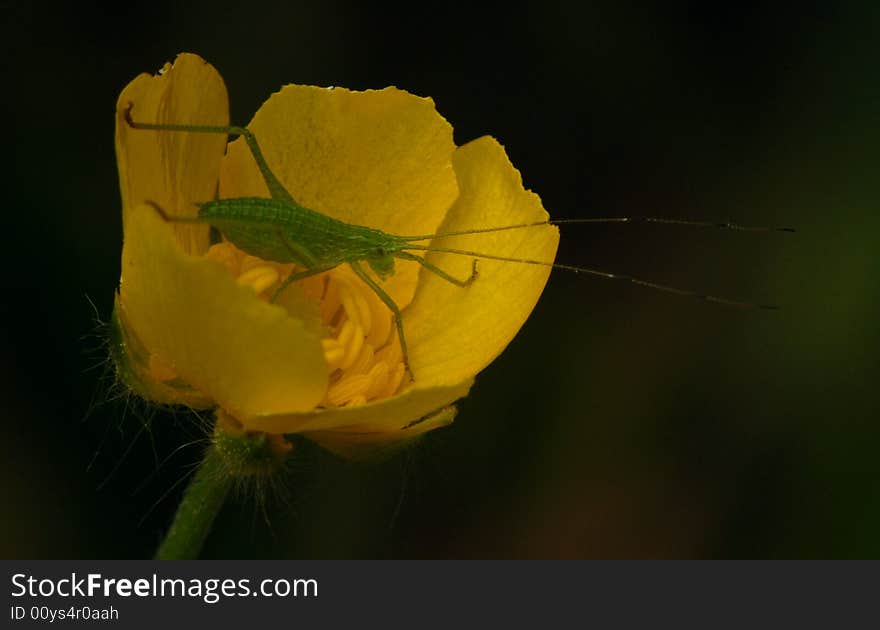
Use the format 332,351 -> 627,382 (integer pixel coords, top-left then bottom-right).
376,247 -> 386,257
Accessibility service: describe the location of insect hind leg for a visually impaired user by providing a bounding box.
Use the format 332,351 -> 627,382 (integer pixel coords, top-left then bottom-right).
124,103 -> 295,204
397,251 -> 478,287
270,227 -> 332,302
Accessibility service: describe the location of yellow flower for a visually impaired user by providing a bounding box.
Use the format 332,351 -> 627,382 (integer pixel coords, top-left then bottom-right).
113,53 -> 559,457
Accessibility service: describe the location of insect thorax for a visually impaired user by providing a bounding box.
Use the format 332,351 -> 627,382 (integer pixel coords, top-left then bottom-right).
199,197 -> 403,271
367,253 -> 396,279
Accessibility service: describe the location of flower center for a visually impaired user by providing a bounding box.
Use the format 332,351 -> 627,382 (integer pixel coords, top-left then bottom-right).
205,242 -> 410,407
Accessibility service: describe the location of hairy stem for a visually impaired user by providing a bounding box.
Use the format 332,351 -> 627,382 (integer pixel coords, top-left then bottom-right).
154,444 -> 232,560
154,412 -> 292,560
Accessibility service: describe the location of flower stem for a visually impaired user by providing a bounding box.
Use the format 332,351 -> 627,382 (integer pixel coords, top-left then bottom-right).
154,411 -> 293,559
154,443 -> 232,560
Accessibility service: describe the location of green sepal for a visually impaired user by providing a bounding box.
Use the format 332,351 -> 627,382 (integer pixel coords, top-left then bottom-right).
156,414 -> 294,559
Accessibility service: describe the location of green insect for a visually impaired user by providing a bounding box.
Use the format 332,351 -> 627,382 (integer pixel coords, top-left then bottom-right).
124,105 -> 792,378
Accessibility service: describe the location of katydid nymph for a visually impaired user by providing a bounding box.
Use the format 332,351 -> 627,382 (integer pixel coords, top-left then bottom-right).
124,104 -> 792,379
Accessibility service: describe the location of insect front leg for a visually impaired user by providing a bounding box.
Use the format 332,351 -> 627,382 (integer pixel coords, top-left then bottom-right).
396,251 -> 478,287
349,260 -> 413,379
271,266 -> 336,303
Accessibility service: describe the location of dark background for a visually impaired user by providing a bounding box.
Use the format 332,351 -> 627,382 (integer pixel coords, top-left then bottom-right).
1,1 -> 877,558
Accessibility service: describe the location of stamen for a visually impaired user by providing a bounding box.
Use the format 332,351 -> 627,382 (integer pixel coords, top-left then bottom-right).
237,266 -> 279,296
375,330 -> 403,366
380,362 -> 407,399
336,320 -> 356,353
205,241 -> 411,408
340,284 -> 363,329
364,361 -> 390,399
320,279 -> 343,324
205,242 -> 241,275
240,254 -> 271,273
339,322 -> 365,370
326,373 -> 371,406
321,338 -> 345,370
348,343 -> 375,376
363,289 -> 392,347
351,287 -> 373,335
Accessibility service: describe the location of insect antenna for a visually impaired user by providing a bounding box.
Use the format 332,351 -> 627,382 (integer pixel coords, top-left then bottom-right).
402,243 -> 782,310
401,217 -> 795,242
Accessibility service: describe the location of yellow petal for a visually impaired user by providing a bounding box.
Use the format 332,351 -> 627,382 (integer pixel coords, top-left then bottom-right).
115,53 -> 229,255
243,377 -> 473,436
219,85 -> 458,308
404,136 -> 560,386
120,203 -> 328,418
302,405 -> 458,459
110,295 -> 214,408
235,138 -> 555,441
